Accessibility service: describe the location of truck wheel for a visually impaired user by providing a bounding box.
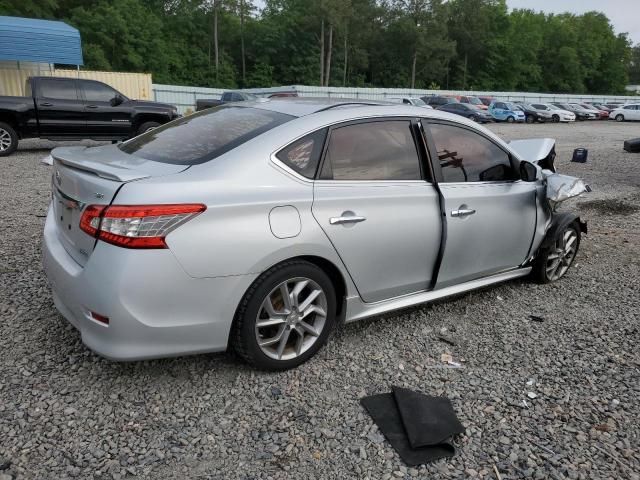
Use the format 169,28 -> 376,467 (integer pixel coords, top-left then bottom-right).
137,121 -> 160,135
0,122 -> 18,157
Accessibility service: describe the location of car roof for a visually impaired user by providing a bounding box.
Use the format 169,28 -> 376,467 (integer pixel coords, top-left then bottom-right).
232,97 -> 493,127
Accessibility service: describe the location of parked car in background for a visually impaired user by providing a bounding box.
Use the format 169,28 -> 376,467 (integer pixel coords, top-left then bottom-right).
456,95 -> 488,110
513,103 -> 551,123
489,101 -> 525,123
587,102 -> 611,112
609,103 -> 640,122
195,91 -> 258,111
42,98 -> 588,369
551,103 -> 592,121
387,96 -> 433,108
0,76 -> 179,157
268,92 -> 298,98
479,97 -> 494,106
436,102 -> 492,123
569,103 -> 599,120
603,103 -> 624,110
578,103 -> 608,119
528,103 -> 575,123
422,95 -> 457,107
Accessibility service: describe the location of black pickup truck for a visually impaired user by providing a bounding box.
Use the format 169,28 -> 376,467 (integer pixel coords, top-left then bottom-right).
0,76 -> 180,156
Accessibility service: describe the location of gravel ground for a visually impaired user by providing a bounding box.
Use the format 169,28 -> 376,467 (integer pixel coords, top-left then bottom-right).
1,123 -> 639,480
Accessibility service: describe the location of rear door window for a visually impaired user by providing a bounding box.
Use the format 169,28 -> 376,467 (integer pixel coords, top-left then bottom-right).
120,106 -> 293,165
39,78 -> 79,101
319,120 -> 421,181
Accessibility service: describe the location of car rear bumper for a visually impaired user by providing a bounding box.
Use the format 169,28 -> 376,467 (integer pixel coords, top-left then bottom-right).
42,205 -> 257,361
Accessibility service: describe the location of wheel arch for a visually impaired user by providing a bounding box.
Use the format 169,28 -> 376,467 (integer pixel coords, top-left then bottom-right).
539,213 -> 587,251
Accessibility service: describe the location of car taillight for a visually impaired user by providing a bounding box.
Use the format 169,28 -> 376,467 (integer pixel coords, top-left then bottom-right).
79,204 -> 206,249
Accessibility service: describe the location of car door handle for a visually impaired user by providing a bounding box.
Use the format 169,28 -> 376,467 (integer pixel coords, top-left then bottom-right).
86,104 -> 98,109
40,102 -> 53,107
451,209 -> 476,217
329,215 -> 366,225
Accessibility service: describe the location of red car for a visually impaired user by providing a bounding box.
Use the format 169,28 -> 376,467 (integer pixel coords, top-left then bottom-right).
456,95 -> 488,110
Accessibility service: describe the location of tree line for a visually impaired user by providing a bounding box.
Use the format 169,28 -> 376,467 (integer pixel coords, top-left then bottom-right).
1,0 -> 638,94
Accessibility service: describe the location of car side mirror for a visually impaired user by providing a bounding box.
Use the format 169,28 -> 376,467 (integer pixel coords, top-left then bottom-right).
111,95 -> 124,106
520,161 -> 538,182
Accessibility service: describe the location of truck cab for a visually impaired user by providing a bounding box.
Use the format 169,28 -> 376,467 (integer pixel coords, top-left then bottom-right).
0,76 -> 179,156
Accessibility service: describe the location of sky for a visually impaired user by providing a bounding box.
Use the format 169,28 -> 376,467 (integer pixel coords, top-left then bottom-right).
506,0 -> 640,44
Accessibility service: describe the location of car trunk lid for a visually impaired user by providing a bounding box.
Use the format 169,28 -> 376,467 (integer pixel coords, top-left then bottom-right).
50,145 -> 188,266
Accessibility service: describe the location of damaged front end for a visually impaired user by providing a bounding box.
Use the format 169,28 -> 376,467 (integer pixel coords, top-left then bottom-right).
509,137 -> 591,210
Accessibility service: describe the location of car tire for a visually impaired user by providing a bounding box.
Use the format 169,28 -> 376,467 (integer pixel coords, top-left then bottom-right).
525,115 -> 535,124
531,222 -> 581,284
470,115 -> 479,122
137,121 -> 161,135
552,115 -> 560,123
0,122 -> 19,157
615,114 -> 624,122
507,116 -> 515,123
231,260 -> 337,370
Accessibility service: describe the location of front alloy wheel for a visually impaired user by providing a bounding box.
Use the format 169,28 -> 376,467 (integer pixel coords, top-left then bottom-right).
532,223 -> 581,283
615,114 -> 624,122
232,260 -> 337,370
545,228 -> 579,281
507,116 -> 515,123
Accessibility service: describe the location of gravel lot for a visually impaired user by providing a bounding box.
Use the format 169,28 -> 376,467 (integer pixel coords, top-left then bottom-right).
1,122 -> 639,480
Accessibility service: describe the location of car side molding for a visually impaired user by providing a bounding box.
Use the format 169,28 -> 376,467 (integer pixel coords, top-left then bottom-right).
344,268 -> 531,323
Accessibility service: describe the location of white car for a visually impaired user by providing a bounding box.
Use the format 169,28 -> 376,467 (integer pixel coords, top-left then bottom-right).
529,103 -> 575,123
386,96 -> 433,109
609,103 -> 640,122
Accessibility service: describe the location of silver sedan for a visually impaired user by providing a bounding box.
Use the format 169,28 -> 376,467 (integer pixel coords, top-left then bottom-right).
43,99 -> 587,369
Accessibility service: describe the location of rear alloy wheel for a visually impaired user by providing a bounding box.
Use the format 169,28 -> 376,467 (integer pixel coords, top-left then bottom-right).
552,114 -> 560,123
507,116 -> 515,123
0,122 -> 18,157
615,114 -> 624,122
232,260 -> 337,370
532,223 -> 580,284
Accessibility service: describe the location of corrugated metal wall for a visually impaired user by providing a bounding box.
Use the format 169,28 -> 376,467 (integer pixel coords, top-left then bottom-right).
152,83 -> 225,114
292,86 -> 638,104
151,83 -> 638,113
0,63 -> 153,99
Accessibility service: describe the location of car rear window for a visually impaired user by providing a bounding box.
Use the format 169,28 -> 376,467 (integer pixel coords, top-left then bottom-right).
119,106 -> 294,165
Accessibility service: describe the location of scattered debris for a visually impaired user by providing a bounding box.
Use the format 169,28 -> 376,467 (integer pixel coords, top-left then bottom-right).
529,315 -> 545,323
527,392 -> 538,399
571,147 -> 588,163
437,334 -> 456,346
441,353 -> 453,363
493,464 -> 503,480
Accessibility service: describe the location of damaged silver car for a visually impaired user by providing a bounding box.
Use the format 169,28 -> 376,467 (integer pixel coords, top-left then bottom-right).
43,99 -> 589,369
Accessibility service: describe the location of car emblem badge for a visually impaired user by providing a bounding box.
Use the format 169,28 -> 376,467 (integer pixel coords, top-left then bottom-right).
55,170 -> 62,186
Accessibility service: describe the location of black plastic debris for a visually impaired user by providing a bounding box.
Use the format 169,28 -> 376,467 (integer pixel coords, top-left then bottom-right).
529,315 -> 545,323
623,138 -> 640,153
571,148 -> 588,163
360,387 -> 464,466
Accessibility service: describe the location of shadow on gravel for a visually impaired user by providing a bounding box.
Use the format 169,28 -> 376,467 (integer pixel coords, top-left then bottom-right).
578,198 -> 639,215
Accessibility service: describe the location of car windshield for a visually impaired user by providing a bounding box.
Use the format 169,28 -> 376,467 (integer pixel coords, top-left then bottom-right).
504,102 -> 517,110
412,98 -> 427,106
467,97 -> 483,105
119,106 -> 294,165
